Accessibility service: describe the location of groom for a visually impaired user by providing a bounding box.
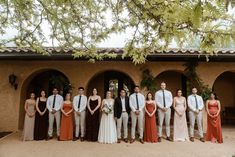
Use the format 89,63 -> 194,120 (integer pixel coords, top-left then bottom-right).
114,89 -> 130,143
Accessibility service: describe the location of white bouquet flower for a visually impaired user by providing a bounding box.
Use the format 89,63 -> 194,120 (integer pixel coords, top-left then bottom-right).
102,103 -> 113,115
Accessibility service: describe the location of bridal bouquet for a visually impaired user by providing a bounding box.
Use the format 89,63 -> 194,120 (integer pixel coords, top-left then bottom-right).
102,103 -> 113,115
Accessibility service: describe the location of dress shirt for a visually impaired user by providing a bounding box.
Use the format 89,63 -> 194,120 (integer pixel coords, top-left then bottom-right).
46,94 -> 64,112
129,92 -> 145,112
121,97 -> 126,111
187,94 -> 204,111
73,94 -> 87,112
155,89 -> 173,109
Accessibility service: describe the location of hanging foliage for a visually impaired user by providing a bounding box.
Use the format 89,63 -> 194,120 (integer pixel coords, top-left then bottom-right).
183,61 -> 212,100
140,69 -> 156,92
0,0 -> 235,64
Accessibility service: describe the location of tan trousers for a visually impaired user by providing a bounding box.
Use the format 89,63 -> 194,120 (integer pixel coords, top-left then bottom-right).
131,111 -> 144,139
158,108 -> 171,137
74,111 -> 86,138
116,112 -> 129,139
48,111 -> 61,137
189,110 -> 204,138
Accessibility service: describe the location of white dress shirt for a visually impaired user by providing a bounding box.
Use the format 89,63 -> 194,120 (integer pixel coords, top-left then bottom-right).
121,97 -> 126,112
46,94 -> 64,112
155,89 -> 173,109
187,94 -> 204,111
73,94 -> 87,112
129,92 -> 145,112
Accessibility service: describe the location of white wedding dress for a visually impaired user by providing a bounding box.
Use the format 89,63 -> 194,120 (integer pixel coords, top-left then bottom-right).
98,99 -> 117,144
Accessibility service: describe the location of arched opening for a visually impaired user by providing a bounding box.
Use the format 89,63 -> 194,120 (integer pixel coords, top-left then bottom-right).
212,71 -> 235,124
86,70 -> 135,99
18,69 -> 71,130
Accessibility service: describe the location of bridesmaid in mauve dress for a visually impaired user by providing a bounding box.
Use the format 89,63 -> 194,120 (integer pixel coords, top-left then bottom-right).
206,92 -> 223,143
86,88 -> 101,141
144,92 -> 158,143
60,93 -> 74,141
22,93 -> 36,141
173,89 -> 189,142
34,90 -> 48,140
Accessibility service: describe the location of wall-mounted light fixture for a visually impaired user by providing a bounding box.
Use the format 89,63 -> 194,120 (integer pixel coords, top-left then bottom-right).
9,74 -> 18,90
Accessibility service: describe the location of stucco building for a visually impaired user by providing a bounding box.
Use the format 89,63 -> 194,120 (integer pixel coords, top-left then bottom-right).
0,47 -> 235,132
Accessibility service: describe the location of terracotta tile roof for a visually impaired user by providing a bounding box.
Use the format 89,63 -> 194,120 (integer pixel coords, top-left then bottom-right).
0,47 -> 235,54
0,47 -> 234,61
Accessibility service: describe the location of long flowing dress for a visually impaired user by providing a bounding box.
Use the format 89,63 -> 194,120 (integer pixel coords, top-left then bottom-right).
60,103 -> 73,141
144,102 -> 158,143
86,99 -> 100,141
34,99 -> 48,140
98,99 -> 117,144
206,101 -> 223,143
173,98 -> 189,142
22,99 -> 36,141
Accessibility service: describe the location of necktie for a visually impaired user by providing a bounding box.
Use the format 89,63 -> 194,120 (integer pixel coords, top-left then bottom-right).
194,95 -> 198,109
52,95 -> 56,108
78,95 -> 82,109
162,90 -> 166,107
136,93 -> 139,110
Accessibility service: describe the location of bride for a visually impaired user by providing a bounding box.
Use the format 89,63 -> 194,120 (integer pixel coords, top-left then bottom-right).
98,91 -> 117,144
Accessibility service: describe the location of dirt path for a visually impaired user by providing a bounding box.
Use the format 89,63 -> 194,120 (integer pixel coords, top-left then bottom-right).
0,127 -> 235,157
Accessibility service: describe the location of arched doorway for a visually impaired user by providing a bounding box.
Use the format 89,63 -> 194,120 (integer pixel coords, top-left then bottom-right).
87,70 -> 135,99
213,71 -> 235,124
18,69 -> 71,129
154,70 -> 188,97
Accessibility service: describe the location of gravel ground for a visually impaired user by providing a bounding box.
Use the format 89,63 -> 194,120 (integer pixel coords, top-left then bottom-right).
0,127 -> 235,157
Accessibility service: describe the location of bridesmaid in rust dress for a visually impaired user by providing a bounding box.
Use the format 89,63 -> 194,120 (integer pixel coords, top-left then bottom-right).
22,93 -> 36,141
60,93 -> 73,141
206,92 -> 223,143
144,92 -> 158,143
86,88 -> 101,141
34,90 -> 48,140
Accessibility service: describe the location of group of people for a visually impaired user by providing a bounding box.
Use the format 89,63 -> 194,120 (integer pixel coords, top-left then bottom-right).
22,82 -> 223,144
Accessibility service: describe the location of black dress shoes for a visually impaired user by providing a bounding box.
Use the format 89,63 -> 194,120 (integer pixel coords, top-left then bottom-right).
166,137 -> 172,142
73,137 -> 79,141
158,137 -> 162,142
190,137 -> 194,142
46,136 -> 53,141
130,139 -> 135,144
200,138 -> 205,142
